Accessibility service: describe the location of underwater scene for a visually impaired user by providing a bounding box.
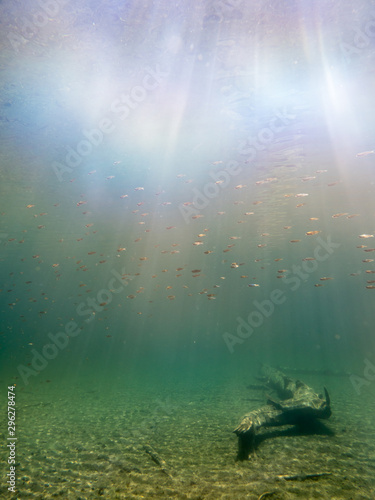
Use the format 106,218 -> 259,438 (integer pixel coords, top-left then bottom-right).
1,0 -> 375,498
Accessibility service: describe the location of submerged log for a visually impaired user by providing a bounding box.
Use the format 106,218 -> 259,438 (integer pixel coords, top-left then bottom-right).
234,365 -> 331,460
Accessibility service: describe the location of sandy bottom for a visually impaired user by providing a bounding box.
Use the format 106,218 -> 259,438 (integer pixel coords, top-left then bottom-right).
2,372 -> 375,500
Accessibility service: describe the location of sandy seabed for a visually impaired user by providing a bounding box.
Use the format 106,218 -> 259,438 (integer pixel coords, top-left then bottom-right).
1,373 -> 375,500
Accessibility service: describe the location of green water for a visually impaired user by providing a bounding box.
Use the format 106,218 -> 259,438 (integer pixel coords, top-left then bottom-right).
1,0 -> 375,498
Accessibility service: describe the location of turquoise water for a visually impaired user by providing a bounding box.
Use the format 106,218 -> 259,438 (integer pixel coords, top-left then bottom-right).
1,1 -> 375,498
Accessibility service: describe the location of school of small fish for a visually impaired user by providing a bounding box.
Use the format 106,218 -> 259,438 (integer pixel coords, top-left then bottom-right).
1,156 -> 374,341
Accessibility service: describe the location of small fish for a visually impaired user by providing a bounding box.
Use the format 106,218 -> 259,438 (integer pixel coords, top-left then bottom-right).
320,277 -> 333,281
306,231 -> 320,236
26,204 -> 35,208
295,193 -> 309,197
315,284 -> 324,287
332,213 -> 348,218
290,239 -> 300,243
134,187 -> 144,191
248,283 -> 260,287
356,150 -> 374,157
359,234 -> 374,238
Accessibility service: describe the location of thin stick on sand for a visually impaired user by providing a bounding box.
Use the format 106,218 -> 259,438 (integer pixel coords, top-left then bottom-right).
257,491 -> 276,500
277,472 -> 332,481
143,444 -> 172,478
